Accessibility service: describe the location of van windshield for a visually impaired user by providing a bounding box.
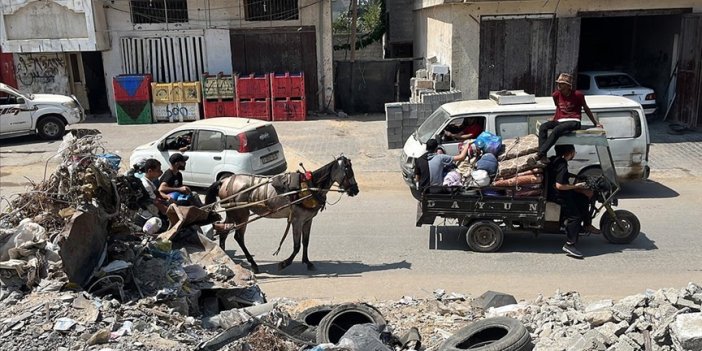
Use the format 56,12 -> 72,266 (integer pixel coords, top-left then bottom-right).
416,108 -> 450,143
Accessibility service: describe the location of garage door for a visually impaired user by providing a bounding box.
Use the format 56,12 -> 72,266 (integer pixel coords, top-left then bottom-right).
230,27 -> 318,110
479,15 -> 556,98
676,14 -> 702,128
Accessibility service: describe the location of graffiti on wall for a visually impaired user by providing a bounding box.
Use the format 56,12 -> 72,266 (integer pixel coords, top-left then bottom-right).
14,53 -> 69,95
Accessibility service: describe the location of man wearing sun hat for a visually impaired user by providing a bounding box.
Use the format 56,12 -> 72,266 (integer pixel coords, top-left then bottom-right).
536,73 -> 603,164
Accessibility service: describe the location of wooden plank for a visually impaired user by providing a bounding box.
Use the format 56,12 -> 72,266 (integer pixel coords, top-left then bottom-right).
675,14 -> 702,128
479,19 -> 505,98
555,17 -> 581,79
530,18 -> 555,96
503,18 -> 531,92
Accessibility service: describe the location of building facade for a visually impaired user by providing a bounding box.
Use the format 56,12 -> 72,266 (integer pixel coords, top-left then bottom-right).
1,0 -> 334,114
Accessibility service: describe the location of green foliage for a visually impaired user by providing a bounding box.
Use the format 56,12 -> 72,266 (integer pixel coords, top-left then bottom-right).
333,0 -> 386,50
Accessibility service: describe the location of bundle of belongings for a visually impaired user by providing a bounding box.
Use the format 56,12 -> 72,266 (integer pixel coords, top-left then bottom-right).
447,132 -> 546,197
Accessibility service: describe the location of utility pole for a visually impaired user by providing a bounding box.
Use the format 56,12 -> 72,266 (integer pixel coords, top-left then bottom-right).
350,0 -> 358,62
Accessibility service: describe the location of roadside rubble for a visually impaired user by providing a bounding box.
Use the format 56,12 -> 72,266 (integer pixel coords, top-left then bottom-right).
1,132 -> 701,350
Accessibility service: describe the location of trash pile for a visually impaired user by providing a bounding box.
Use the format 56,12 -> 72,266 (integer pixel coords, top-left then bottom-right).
1,132 -> 701,350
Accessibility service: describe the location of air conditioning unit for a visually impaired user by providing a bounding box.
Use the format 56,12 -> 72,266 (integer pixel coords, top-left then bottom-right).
489,90 -> 535,105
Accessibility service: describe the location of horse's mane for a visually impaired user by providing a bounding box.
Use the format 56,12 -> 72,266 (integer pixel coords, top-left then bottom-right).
310,157 -> 341,189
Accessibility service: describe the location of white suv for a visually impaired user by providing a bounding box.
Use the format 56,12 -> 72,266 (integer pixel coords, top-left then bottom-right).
0,83 -> 85,140
577,71 -> 657,116
129,118 -> 288,187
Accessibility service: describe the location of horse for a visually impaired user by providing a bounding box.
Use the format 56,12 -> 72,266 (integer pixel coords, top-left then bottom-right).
204,155 -> 359,273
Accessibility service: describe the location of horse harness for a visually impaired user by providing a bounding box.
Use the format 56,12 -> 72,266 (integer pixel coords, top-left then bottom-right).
271,172 -> 324,210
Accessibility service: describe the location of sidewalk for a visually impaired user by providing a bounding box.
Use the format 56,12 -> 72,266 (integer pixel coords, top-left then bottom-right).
647,119 -> 702,178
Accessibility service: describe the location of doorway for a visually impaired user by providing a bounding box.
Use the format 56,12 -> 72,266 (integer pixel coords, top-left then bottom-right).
68,52 -> 108,114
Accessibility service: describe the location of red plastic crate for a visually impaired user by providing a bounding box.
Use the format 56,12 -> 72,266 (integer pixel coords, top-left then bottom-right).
272,98 -> 306,121
236,74 -> 270,99
270,72 -> 305,99
203,99 -> 237,118
237,99 -> 271,121
113,74 -> 152,102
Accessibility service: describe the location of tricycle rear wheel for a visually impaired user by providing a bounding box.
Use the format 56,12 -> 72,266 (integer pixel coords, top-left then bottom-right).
466,220 -> 504,252
600,209 -> 640,244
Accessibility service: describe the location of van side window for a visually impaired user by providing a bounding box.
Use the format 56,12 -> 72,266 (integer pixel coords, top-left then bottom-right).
495,115 -> 551,139
585,111 -> 641,138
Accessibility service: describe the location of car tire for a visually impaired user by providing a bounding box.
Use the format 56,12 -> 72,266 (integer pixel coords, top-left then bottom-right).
296,304 -> 335,327
37,116 -> 66,140
466,220 -> 504,252
315,303 -> 386,344
578,167 -> 603,179
600,209 -> 640,244
439,317 -> 533,351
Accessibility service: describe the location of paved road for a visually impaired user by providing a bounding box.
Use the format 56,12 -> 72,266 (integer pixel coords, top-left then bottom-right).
1,115 -> 701,302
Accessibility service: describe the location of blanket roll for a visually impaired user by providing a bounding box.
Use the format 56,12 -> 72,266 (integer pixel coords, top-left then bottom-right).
498,134 -> 539,161
493,174 -> 543,187
496,153 -> 542,179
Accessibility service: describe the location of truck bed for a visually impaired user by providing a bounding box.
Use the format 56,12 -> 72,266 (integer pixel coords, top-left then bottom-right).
416,186 -> 546,226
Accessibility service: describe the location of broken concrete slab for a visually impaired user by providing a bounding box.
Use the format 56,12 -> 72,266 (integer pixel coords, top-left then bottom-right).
471,291 -> 517,310
670,312 -> 702,351
57,209 -> 108,287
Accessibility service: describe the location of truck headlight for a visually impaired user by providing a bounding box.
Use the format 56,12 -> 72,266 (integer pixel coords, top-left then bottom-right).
62,101 -> 78,108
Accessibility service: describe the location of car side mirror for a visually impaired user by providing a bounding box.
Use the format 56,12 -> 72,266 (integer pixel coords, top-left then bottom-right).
16,97 -> 25,104
157,140 -> 166,151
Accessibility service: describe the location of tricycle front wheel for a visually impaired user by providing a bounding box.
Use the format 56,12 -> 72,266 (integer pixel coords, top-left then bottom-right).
600,209 -> 640,244
466,220 -> 504,252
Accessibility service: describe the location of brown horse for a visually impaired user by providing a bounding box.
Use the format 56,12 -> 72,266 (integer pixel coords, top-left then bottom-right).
204,155 -> 359,273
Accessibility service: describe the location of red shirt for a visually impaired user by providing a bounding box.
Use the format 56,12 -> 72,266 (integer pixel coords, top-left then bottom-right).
461,123 -> 483,138
552,90 -> 586,121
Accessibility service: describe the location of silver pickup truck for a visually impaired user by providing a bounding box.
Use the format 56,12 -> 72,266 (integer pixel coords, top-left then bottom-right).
1,83 -> 85,140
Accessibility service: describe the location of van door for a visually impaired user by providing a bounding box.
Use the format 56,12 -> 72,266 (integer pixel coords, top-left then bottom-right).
440,116 -> 487,155
0,91 -> 32,133
582,109 -> 647,179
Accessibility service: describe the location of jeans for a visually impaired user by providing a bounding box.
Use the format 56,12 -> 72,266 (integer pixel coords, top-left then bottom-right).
538,120 -> 581,157
562,192 -> 591,244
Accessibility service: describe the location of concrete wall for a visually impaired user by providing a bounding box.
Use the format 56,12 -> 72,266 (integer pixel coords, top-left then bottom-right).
0,0 -> 109,52
333,34 -> 384,61
101,0 -> 334,115
414,0 -> 702,100
14,52 -> 69,95
386,0 -> 414,44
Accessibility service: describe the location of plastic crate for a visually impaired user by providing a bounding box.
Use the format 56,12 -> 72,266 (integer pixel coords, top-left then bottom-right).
152,103 -> 201,122
271,98 -> 306,121
237,99 -> 271,121
202,73 -> 235,100
113,74 -> 152,102
116,101 -> 152,125
270,72 -> 305,99
169,82 -> 202,103
203,99 -> 237,118
151,83 -> 172,104
236,74 -> 270,100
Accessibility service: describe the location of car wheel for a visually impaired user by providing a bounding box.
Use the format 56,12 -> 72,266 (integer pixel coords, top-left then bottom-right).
578,167 -> 603,179
466,220 -> 504,252
37,116 -> 65,140
439,317 -> 533,351
600,209 -> 640,244
315,303 -> 385,344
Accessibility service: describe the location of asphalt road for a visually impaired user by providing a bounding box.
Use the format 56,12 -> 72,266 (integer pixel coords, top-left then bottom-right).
1,118 -> 700,304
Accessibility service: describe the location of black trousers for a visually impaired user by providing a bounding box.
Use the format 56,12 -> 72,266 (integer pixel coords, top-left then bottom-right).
562,192 -> 591,244
538,120 -> 581,157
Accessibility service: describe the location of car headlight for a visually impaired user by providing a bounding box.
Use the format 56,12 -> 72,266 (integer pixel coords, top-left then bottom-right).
62,101 -> 78,108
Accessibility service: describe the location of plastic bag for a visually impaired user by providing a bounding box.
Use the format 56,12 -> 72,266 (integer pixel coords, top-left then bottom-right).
475,131 -> 503,155
471,170 -> 490,187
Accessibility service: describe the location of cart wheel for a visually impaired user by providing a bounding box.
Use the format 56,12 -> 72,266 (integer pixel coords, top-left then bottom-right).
466,220 -> 504,252
600,209 -> 640,244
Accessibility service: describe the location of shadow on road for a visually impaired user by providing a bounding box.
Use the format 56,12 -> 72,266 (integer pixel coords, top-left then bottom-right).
618,180 -> 679,199
224,250 -> 412,277
427,225 -> 657,258
0,134 -> 62,147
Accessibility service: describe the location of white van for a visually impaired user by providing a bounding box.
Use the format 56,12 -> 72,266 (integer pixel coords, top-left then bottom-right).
0,83 -> 85,140
400,95 -> 650,193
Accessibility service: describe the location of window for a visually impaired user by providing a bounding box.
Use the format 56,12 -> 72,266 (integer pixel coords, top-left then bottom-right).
244,0 -> 299,21
195,130 -> 224,152
130,0 -> 188,24
585,111 -> 641,139
495,114 -> 551,139
594,74 -> 638,89
164,130 -> 193,150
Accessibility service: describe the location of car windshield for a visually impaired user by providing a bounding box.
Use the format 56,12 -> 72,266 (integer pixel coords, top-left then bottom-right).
595,74 -> 638,89
416,108 -> 451,143
1,84 -> 30,100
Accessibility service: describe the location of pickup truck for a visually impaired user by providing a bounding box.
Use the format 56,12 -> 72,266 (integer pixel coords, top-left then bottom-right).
1,83 -> 85,140
416,133 -> 641,252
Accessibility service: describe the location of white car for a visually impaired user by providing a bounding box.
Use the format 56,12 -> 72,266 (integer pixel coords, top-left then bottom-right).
0,83 -> 85,140
577,71 -> 657,116
129,118 -> 288,187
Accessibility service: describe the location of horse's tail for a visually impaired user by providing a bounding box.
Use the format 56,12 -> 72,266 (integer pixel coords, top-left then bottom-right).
205,179 -> 223,205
